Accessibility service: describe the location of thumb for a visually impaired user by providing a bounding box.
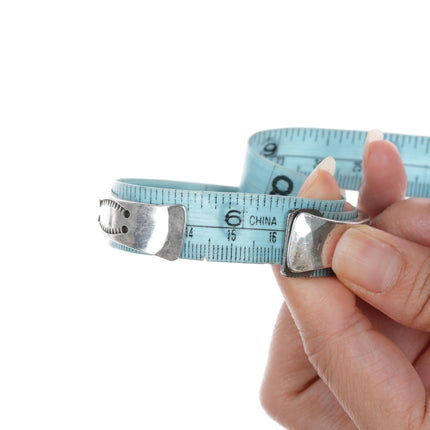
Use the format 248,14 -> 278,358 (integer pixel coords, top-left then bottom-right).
331,224 -> 430,331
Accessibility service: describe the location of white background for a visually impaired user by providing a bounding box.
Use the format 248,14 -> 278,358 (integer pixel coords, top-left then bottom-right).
1,1 -> 430,429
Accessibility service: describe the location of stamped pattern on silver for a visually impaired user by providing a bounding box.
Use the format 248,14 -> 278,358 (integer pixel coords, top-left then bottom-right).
98,199 -> 129,235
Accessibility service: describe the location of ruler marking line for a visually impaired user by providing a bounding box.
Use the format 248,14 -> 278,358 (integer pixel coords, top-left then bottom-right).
186,225 -> 285,232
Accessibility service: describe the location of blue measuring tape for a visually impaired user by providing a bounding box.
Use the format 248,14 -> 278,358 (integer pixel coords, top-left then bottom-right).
99,128 -> 430,276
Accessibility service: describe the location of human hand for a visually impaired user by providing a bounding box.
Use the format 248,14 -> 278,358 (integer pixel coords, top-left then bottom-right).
260,131 -> 430,429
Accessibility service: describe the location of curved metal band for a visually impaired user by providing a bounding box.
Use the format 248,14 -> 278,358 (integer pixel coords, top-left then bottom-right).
281,209 -> 370,277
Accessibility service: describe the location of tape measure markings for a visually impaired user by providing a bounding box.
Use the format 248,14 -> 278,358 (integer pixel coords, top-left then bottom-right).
108,128 -> 430,268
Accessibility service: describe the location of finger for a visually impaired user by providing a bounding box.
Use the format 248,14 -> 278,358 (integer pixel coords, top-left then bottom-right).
331,224 -> 430,331
297,156 -> 340,200
414,346 -> 430,390
260,302 -> 354,429
277,160 -> 428,429
356,298 -> 430,366
371,198 -> 430,247
358,130 -> 408,218
262,157 -> 355,428
260,302 -> 314,426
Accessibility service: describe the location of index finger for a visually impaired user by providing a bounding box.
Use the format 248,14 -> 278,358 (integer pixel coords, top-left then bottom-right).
358,130 -> 408,218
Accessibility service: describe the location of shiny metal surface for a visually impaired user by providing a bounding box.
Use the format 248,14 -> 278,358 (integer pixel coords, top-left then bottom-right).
98,197 -> 186,261
281,209 -> 370,277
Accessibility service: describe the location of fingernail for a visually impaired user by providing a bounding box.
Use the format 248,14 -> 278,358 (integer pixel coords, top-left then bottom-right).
332,227 -> 402,293
299,156 -> 336,195
363,129 -> 384,162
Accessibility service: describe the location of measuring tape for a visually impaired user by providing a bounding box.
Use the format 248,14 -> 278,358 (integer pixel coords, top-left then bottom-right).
99,128 -> 430,277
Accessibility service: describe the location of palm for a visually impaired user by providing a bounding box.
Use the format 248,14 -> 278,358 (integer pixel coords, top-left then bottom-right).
359,299 -> 430,366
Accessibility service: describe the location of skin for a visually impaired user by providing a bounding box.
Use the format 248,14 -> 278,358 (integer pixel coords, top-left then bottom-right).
260,139 -> 430,429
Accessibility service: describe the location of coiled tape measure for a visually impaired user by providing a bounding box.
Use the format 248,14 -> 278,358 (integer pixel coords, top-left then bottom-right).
98,128 -> 430,277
